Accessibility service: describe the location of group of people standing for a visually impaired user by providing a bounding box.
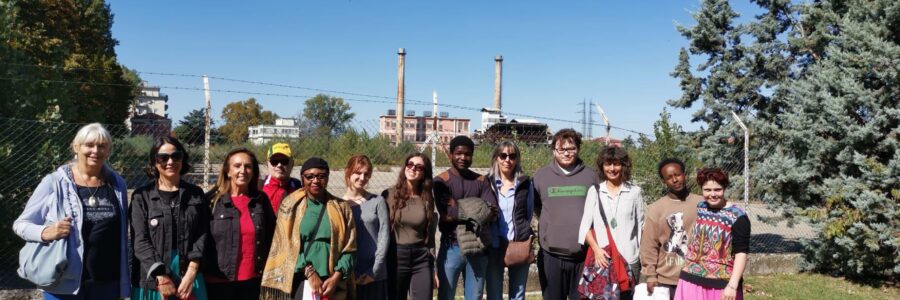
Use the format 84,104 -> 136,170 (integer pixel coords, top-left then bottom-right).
14,123 -> 750,300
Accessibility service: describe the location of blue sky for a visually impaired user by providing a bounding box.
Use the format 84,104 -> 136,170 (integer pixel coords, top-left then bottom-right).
109,1 -> 762,139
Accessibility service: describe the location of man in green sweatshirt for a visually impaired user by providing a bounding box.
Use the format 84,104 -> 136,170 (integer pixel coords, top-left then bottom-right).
533,128 -> 599,300
639,158 -> 702,299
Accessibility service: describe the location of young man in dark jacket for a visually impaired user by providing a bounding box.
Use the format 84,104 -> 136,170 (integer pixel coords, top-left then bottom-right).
533,128 -> 599,300
434,136 -> 498,300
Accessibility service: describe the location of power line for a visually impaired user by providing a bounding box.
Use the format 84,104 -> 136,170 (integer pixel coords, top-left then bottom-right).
0,69 -> 653,136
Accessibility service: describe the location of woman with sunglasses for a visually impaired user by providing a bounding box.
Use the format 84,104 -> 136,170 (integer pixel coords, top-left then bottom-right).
130,136 -> 209,300
205,148 -> 276,300
343,155 -> 390,300
484,141 -> 534,300
261,157 -> 356,300
384,153 -> 437,300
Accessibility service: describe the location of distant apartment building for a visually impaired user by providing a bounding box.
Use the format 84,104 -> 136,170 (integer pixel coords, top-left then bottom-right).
248,118 -> 301,145
128,81 -> 171,138
379,110 -> 470,144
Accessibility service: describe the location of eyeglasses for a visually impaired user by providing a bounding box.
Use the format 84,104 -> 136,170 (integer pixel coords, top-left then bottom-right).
555,147 -> 577,154
155,151 -> 184,164
269,158 -> 291,167
498,153 -> 518,161
302,173 -> 329,181
405,161 -> 425,172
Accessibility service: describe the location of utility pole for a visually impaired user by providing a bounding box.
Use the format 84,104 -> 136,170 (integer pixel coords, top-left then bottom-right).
202,75 -> 211,191
578,99 -> 587,136
424,90 -> 439,172
587,99 -> 594,139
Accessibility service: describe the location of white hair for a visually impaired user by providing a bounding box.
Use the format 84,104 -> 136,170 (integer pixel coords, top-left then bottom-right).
70,123 -> 113,156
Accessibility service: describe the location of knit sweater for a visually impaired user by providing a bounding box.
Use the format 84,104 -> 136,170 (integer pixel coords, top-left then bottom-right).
679,202 -> 750,289
639,193 -> 702,285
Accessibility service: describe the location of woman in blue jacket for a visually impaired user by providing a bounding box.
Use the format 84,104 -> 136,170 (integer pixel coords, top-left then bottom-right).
13,123 -> 130,300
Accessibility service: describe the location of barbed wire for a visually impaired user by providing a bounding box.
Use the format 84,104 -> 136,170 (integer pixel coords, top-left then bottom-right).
1,62 -> 652,136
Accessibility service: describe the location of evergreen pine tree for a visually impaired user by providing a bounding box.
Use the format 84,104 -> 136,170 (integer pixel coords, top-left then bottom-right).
756,0 -> 900,281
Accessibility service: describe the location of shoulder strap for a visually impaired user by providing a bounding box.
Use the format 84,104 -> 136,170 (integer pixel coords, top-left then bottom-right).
594,184 -> 611,227
301,201 -> 327,251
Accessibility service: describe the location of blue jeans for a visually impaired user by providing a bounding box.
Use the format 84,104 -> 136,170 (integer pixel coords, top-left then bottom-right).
437,242 -> 488,300
486,246 -> 529,300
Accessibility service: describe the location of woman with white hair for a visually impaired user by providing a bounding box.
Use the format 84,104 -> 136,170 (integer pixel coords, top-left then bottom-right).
14,123 -> 131,299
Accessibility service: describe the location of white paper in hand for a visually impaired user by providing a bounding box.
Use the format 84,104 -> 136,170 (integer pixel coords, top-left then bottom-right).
301,280 -> 324,300
632,283 -> 671,300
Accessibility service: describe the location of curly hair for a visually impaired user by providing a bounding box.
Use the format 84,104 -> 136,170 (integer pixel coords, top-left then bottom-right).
596,145 -> 632,182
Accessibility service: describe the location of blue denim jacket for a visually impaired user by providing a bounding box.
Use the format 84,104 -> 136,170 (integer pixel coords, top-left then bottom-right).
13,164 -> 130,297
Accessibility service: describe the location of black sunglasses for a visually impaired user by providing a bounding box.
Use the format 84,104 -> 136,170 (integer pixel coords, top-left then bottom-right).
269,158 -> 291,166
302,173 -> 329,181
405,161 -> 426,172
498,153 -> 518,160
155,151 -> 184,163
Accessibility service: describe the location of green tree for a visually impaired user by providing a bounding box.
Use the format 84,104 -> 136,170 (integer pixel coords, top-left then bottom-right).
631,109 -> 699,199
674,0 -> 899,281
302,94 -> 355,136
174,108 -> 224,145
756,0 -> 900,281
219,98 -> 278,144
0,0 -> 139,123
670,0 -> 795,171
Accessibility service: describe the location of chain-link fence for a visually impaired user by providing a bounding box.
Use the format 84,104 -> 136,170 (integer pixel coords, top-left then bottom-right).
0,117 -> 812,290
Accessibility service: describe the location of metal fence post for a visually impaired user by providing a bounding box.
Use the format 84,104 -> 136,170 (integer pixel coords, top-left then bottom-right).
730,111 -> 749,204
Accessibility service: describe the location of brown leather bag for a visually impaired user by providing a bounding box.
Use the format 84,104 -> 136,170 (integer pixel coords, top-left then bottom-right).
503,234 -> 536,267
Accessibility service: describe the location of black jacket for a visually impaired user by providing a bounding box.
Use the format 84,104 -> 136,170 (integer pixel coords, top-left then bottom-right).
488,176 -> 535,242
204,191 -> 276,281
130,181 -> 210,289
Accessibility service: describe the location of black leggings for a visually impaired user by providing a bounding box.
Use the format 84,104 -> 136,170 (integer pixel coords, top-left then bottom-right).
394,243 -> 433,300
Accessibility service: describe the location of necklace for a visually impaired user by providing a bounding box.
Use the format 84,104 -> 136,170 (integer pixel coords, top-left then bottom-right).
605,182 -> 621,229
76,166 -> 103,208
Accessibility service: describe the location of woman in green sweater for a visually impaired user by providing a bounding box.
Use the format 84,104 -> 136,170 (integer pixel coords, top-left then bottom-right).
260,157 -> 357,300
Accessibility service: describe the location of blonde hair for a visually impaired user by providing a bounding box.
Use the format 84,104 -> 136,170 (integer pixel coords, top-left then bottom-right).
70,123 -> 114,157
